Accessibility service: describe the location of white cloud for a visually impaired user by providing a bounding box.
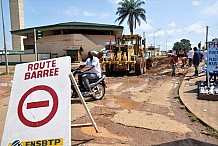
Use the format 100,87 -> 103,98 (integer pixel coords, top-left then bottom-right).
83,11 -> 110,18
64,7 -> 110,18
186,21 -> 205,33
166,28 -> 183,35
83,11 -> 95,17
201,1 -> 218,16
99,12 -> 111,18
168,22 -> 176,28
190,41 -> 198,47
108,0 -> 122,4
146,29 -> 165,38
192,0 -> 200,6
135,19 -> 153,32
64,7 -> 80,16
155,30 -> 165,37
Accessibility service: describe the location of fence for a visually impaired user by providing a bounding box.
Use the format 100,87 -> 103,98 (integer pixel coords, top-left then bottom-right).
0,53 -> 51,65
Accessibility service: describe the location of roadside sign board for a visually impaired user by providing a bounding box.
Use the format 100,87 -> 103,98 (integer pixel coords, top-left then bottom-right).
207,41 -> 218,72
1,56 -> 71,146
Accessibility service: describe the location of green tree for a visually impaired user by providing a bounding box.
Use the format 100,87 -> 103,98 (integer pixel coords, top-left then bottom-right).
172,39 -> 191,54
115,0 -> 146,35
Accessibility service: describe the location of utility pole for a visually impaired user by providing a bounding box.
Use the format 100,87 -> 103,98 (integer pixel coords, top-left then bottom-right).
34,29 -> 37,61
206,26 -> 209,88
205,26 -> 208,51
154,29 -> 161,56
153,28 -> 161,49
166,37 -> 171,53
1,0 -> 9,74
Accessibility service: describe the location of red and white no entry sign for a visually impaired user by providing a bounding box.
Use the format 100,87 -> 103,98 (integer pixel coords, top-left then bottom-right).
18,85 -> 58,127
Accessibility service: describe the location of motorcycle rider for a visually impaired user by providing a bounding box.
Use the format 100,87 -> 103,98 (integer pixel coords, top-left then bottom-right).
77,50 -> 102,95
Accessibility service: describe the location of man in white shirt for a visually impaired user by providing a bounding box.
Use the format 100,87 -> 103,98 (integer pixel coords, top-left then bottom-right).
78,50 -> 101,93
187,48 -> 194,66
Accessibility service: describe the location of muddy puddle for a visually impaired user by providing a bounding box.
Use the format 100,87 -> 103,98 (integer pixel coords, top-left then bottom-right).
0,82 -> 11,87
80,126 -> 131,142
96,97 -> 140,110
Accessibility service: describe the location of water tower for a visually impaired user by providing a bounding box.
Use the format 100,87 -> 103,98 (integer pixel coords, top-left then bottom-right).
9,0 -> 24,51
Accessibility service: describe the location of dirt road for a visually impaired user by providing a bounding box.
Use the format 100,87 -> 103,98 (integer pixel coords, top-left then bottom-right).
0,59 -> 217,145
71,71 -> 217,145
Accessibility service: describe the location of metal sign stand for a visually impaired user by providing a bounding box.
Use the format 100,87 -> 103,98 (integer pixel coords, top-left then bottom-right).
69,73 -> 99,133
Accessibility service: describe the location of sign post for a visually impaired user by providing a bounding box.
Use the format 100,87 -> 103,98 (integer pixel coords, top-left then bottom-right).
1,57 -> 71,146
69,73 -> 98,133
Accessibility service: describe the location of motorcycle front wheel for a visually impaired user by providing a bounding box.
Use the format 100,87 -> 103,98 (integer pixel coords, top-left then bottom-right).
91,83 -> 105,100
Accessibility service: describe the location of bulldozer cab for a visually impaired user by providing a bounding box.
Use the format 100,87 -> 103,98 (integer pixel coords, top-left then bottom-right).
113,44 -> 134,62
102,34 -> 146,75
116,34 -> 145,57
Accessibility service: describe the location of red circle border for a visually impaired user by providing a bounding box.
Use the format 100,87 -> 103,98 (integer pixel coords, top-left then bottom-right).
18,85 -> 58,127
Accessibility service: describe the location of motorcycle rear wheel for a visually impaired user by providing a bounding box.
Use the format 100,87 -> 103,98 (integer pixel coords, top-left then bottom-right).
91,83 -> 105,100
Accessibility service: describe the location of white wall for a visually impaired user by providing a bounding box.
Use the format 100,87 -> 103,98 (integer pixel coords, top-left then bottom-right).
35,34 -> 114,60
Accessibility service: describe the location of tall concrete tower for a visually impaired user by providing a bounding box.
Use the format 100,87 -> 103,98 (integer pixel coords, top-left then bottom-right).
9,0 -> 24,51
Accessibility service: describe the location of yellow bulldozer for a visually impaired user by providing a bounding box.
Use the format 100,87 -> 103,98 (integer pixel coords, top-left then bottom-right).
101,34 -> 147,75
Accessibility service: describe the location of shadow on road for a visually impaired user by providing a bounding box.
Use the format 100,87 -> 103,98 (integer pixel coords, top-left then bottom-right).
71,138 -> 94,146
71,98 -> 93,104
153,138 -> 217,146
184,88 -> 198,93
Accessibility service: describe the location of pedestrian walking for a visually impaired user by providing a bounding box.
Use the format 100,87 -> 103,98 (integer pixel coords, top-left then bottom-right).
193,47 -> 201,76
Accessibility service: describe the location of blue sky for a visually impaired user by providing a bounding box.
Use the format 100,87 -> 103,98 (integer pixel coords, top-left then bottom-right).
0,0 -> 218,51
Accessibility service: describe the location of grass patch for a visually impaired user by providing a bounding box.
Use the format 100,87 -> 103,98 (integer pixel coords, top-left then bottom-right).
176,96 -> 186,109
206,126 -> 218,138
189,113 -> 198,122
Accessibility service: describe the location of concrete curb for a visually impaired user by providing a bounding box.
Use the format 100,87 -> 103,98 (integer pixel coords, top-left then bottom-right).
179,71 -> 218,131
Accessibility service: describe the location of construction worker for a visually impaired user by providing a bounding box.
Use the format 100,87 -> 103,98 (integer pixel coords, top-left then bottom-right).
169,53 -> 178,76
181,56 -> 188,68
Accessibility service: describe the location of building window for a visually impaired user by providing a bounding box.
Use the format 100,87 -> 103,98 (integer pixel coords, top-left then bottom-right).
24,45 -> 35,50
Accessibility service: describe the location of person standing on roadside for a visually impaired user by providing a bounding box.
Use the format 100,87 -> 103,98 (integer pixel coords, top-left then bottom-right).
193,47 -> 201,76
169,53 -> 178,76
187,48 -> 194,67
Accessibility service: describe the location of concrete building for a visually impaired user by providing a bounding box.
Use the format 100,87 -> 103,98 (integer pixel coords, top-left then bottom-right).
11,22 -> 123,62
146,45 -> 162,56
9,0 -> 25,51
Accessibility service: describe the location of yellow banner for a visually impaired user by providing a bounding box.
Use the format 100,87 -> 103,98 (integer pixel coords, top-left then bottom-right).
8,138 -> 63,146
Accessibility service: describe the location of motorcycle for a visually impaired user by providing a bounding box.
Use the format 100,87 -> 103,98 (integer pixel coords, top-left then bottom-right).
71,69 -> 106,100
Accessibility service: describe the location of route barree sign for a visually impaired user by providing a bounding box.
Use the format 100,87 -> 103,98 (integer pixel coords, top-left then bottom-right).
1,56 -> 71,146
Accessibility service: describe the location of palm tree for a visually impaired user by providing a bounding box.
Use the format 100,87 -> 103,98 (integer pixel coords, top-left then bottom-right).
115,0 -> 146,35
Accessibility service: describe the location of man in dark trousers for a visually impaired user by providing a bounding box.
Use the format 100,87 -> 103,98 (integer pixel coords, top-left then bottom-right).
169,53 -> 178,76
77,50 -> 102,94
193,47 -> 201,76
